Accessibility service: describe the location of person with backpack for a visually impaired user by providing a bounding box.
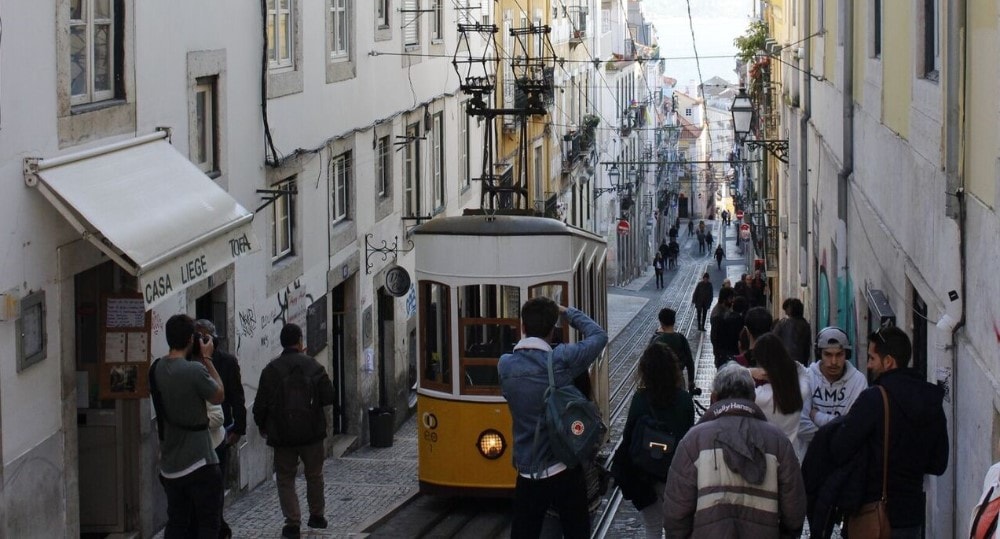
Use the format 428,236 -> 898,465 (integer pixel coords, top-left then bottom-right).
612,343 -> 695,538
649,308 -> 695,392
498,297 -> 608,538
253,324 -> 336,539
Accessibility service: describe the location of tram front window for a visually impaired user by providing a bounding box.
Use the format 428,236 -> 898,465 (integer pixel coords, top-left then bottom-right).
458,284 -> 520,394
420,281 -> 451,391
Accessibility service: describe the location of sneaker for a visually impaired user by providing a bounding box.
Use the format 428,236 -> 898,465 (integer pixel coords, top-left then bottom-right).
281,523 -> 300,538
307,515 -> 328,529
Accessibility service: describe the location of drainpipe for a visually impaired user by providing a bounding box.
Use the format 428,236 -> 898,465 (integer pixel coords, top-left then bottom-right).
837,0 -> 854,319
944,0 -> 967,535
798,0 -> 811,289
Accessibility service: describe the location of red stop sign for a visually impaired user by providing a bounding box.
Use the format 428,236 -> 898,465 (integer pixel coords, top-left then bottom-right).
736,210 -> 745,220
617,220 -> 631,234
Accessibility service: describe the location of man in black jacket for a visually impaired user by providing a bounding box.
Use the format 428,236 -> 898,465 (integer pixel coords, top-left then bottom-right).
253,324 -> 336,539
195,319 -> 246,538
830,326 -> 948,537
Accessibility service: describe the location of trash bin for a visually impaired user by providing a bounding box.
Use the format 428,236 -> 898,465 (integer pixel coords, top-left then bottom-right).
368,407 -> 395,448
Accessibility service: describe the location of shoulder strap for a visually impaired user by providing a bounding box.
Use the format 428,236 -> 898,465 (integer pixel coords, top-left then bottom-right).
530,350 -> 556,467
877,385 -> 890,501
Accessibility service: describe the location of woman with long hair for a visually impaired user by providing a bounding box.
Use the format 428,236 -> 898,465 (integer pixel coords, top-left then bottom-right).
612,343 -> 695,538
752,333 -> 811,458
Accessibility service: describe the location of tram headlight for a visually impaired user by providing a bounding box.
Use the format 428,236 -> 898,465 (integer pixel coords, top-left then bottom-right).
476,429 -> 506,459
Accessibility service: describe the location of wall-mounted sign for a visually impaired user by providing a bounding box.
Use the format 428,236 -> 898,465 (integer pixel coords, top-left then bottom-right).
385,266 -> 411,298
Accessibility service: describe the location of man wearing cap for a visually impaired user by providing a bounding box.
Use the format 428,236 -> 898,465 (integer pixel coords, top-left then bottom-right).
195,319 -> 246,538
798,327 -> 867,450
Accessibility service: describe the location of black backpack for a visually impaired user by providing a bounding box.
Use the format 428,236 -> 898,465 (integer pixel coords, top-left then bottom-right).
271,363 -> 320,446
628,395 -> 678,480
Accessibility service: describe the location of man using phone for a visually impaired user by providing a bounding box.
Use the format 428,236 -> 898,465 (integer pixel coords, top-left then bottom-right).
151,314 -> 225,537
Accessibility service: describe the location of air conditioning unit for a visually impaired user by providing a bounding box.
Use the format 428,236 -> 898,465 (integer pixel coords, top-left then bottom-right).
865,288 -> 896,328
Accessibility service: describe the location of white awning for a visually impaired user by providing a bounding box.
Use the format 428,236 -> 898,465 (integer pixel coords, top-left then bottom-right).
25,131 -> 259,310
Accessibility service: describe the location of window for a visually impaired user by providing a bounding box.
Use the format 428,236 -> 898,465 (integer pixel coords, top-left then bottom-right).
920,0 -> 939,80
404,123 -> 422,216
432,0 -> 444,41
193,77 -> 218,175
331,153 -> 350,223
420,281 -> 451,392
69,0 -> 115,105
403,0 -> 419,47
376,136 -> 391,197
267,0 -> 294,69
330,0 -> 349,60
272,179 -> 295,262
533,144 -> 544,205
459,103 -> 471,190
458,284 -> 520,395
432,112 -> 445,209
376,0 -> 390,27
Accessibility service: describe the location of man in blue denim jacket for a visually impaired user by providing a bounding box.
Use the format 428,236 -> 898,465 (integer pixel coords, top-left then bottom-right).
498,297 -> 608,538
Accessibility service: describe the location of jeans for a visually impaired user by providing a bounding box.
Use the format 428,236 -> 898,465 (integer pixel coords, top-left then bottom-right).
274,441 -> 326,525
160,464 -> 223,539
511,466 -> 590,538
696,306 -> 708,329
654,270 -> 663,288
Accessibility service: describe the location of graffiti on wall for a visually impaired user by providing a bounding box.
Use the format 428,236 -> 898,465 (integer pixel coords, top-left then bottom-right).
816,246 -> 858,360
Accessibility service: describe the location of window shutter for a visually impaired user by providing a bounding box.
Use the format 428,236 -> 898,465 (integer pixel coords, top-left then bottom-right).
404,0 -> 419,46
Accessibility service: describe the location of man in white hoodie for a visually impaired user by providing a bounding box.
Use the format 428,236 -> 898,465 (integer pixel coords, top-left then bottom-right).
798,326 -> 867,450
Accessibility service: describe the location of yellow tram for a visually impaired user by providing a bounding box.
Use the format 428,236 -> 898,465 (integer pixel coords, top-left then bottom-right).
413,214 -> 609,496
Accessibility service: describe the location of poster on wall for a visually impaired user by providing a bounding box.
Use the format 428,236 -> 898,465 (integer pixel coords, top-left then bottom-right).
99,293 -> 151,399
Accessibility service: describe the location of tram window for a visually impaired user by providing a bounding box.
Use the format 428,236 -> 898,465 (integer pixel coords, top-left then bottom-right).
420,281 -> 451,391
528,282 -> 568,343
458,284 -> 520,394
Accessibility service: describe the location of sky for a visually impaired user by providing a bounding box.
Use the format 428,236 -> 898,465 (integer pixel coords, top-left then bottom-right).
642,0 -> 758,93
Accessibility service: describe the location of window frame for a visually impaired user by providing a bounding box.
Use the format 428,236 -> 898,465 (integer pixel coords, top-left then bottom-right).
403,0 -> 420,48
69,0 -> 116,106
272,178 -> 296,262
920,0 -> 940,81
193,76 -> 219,176
459,102 -> 471,191
432,112 -> 446,210
329,0 -> 350,61
376,135 -> 391,198
431,0 -> 444,42
267,0 -> 295,71
404,123 -> 422,216
376,0 -> 390,28
419,280 -> 453,393
457,284 -> 521,396
331,152 -> 351,224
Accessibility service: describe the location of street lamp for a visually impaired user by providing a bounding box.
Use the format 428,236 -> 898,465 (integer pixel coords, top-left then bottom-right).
594,164 -> 621,199
730,88 -> 754,144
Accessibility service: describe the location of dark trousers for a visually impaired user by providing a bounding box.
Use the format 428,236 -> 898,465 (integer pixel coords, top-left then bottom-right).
274,441 -> 326,525
696,306 -> 708,329
654,270 -> 663,288
511,466 -> 590,539
161,464 -> 223,539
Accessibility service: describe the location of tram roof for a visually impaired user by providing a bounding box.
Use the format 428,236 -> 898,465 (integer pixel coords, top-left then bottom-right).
412,215 -> 604,241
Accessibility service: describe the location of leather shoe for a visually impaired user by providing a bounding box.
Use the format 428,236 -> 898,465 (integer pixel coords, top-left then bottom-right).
281,524 -> 300,538
307,515 -> 328,529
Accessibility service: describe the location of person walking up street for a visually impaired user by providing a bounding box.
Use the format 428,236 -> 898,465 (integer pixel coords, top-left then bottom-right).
662,362 -> 806,537
709,288 -> 741,368
798,326 -> 867,451
612,344 -> 695,538
771,299 -> 813,366
253,324 -> 337,539
691,273 -> 713,331
714,244 -> 725,270
667,239 -> 680,270
649,308 -> 696,392
687,219 -> 694,237
652,253 -> 665,289
497,298 -> 608,538
150,314 -> 226,538
830,326 -> 949,537
705,230 -> 714,250
194,319 -> 246,539
696,228 -> 706,254
750,334 -> 811,460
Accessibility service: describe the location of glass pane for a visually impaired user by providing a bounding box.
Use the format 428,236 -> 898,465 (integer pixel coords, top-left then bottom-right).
94,0 -> 111,20
70,0 -> 85,21
279,14 -> 290,61
70,26 -> 88,97
421,283 -> 451,388
93,24 -> 111,93
195,90 -> 208,163
337,15 -> 347,52
267,17 -> 276,62
280,0 -> 289,10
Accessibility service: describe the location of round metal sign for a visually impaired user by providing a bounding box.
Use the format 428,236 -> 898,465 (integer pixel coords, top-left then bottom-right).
385,266 -> 411,297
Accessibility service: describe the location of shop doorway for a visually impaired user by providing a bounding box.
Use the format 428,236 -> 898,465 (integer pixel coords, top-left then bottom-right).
376,287 -> 394,407
75,261 -> 141,535
195,284 -> 229,351
330,283 -> 346,434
